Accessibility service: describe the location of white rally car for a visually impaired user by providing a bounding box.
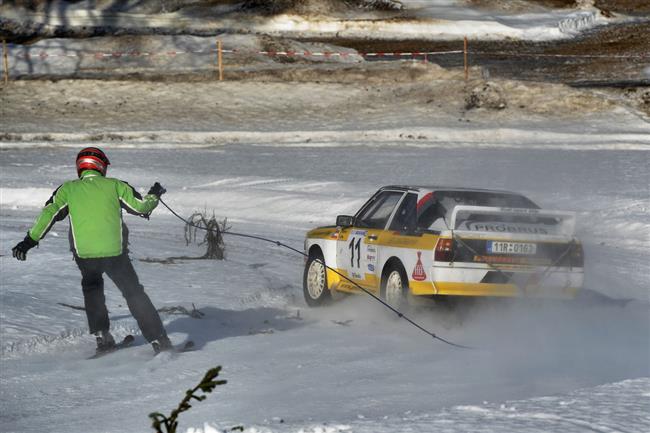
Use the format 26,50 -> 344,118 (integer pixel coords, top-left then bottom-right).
303,186 -> 584,307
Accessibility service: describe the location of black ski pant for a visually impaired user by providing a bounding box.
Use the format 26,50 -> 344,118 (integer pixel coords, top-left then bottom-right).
75,253 -> 166,342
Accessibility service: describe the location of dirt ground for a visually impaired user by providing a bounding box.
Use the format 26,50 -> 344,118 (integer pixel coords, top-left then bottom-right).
470,0 -> 650,15
1,60 -> 648,140
2,1 -> 648,86
305,21 -> 650,85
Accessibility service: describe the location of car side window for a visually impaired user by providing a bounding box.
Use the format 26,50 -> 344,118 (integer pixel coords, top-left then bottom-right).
417,200 -> 447,231
389,193 -> 418,232
355,191 -> 404,230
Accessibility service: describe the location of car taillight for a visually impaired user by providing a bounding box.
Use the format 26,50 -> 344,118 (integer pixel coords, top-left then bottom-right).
435,238 -> 454,262
570,243 -> 584,268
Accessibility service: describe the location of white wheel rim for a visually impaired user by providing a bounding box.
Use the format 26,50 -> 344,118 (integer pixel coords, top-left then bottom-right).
307,259 -> 326,299
385,271 -> 404,306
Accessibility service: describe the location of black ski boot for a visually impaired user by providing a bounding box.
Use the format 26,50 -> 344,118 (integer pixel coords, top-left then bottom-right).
151,335 -> 173,354
95,330 -> 116,354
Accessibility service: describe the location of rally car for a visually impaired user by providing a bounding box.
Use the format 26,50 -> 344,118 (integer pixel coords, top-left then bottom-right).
303,186 -> 584,307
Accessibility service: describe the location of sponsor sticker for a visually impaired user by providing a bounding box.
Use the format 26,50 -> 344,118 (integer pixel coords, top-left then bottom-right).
412,251 -> 427,281
465,221 -> 549,235
368,264 -> 375,272
351,271 -> 363,280
352,230 -> 368,236
473,255 -> 551,265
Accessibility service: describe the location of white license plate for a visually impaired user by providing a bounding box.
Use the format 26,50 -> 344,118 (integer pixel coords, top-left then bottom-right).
487,241 -> 537,255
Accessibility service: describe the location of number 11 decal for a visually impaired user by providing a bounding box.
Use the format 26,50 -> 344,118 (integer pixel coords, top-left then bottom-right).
348,237 -> 361,268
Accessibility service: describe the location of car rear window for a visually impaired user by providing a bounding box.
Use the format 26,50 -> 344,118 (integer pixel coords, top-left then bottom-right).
417,191 -> 539,231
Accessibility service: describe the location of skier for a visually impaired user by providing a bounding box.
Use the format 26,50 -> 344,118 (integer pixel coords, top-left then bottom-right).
11,147 -> 172,355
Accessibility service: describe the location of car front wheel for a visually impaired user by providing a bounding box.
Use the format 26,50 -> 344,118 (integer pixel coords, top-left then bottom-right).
303,252 -> 331,307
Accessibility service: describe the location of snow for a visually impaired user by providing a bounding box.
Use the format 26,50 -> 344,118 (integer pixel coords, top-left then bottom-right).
1,143 -> 649,433
2,127 -> 649,150
245,7 -> 618,41
1,6 -> 649,429
1,0 -> 634,42
5,35 -> 364,79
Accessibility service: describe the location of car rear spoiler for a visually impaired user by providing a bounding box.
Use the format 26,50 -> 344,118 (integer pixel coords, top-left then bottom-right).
448,205 -> 577,241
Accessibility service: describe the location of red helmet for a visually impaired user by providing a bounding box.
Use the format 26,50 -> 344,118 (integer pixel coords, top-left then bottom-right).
76,147 -> 110,177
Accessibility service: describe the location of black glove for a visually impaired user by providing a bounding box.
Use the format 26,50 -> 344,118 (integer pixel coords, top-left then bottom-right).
148,182 -> 166,198
12,234 -> 38,261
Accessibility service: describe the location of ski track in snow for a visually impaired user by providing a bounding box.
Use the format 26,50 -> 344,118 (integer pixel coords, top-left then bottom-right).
1,145 -> 649,432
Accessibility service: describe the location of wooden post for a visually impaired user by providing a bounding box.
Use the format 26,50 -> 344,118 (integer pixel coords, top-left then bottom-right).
217,39 -> 223,81
463,36 -> 469,81
2,39 -> 9,85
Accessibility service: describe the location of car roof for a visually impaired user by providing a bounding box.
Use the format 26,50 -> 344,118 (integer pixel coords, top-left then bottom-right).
379,185 -> 525,196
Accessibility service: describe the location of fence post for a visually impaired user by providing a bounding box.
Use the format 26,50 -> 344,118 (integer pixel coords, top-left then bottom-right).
2,39 -> 9,85
216,39 -> 223,81
464,36 -> 469,81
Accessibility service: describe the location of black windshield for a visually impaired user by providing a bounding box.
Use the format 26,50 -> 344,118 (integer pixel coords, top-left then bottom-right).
417,191 -> 539,230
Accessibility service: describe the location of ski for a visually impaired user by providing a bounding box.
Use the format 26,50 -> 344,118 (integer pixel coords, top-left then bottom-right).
178,340 -> 195,352
153,340 -> 195,356
87,335 -> 135,359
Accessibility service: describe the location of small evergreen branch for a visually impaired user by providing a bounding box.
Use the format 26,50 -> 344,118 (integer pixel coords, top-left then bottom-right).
149,366 -> 227,433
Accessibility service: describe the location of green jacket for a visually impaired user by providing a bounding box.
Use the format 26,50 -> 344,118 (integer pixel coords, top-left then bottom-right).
28,170 -> 159,259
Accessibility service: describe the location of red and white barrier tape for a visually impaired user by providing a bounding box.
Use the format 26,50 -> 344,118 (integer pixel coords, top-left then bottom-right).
10,48 -> 464,59
8,45 -> 648,60
364,50 -> 463,57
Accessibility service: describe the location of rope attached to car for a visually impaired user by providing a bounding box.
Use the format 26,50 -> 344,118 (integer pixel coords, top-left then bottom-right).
159,198 -> 475,350
452,233 -> 576,296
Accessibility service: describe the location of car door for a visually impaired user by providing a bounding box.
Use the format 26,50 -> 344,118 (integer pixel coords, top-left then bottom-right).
380,192 -> 432,284
337,190 -> 405,290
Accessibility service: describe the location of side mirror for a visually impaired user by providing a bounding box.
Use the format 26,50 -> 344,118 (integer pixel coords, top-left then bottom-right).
336,215 -> 354,227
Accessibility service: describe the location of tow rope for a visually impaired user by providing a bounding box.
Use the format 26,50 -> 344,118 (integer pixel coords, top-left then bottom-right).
159,198 -> 474,350
452,234 -> 576,297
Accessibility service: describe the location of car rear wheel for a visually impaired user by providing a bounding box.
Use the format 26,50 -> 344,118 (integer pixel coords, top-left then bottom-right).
303,252 -> 331,307
381,265 -> 408,310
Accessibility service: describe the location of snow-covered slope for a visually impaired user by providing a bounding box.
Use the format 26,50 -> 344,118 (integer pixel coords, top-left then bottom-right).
1,144 -> 648,433
1,0 -> 632,41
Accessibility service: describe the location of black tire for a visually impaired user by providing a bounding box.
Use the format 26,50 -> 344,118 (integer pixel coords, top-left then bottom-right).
303,251 -> 331,307
380,263 -> 409,310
